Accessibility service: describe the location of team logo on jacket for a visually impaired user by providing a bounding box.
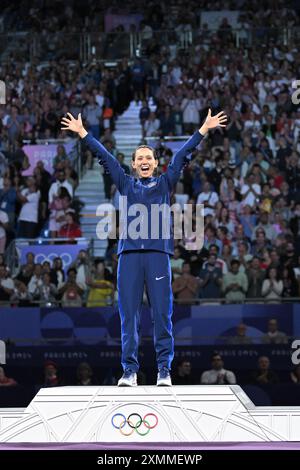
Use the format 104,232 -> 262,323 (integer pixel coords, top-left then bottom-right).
147,182 -> 157,188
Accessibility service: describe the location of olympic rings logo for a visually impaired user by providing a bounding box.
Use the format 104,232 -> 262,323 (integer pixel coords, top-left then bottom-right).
111,412 -> 158,436
34,253 -> 73,268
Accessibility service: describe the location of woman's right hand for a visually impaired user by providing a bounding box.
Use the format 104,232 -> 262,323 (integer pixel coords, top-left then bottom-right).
61,113 -> 87,138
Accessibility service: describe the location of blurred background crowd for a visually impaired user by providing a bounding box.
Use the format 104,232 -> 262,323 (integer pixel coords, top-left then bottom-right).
0,0 -> 300,402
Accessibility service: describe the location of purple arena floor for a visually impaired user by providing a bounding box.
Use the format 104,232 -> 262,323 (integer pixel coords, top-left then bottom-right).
0,442 -> 300,450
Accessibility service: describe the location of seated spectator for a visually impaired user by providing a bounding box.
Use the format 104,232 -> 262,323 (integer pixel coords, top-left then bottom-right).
197,181 -> 219,217
53,144 -> 68,169
227,323 -> 253,345
223,260 -> 248,303
70,249 -> 92,291
282,241 -> 297,270
215,206 -> 235,234
235,241 -> 253,273
251,229 -> 272,258
11,280 -> 32,306
16,177 -> 40,238
174,176 -> 189,210
49,186 -> 72,238
0,367 -> 17,386
172,262 -> 199,303
252,211 -> 277,242
173,359 -> 194,385
160,105 -> 176,136
203,225 -> 222,253
41,361 -> 64,387
58,211 -> 82,239
0,208 -> 9,254
170,247 -> 184,279
52,257 -> 65,288
240,172 -> 260,205
0,264 -> 14,304
261,267 -> 283,302
231,224 -> 250,258
201,353 -> 236,385
202,244 -> 228,274
82,95 -> 102,139
220,176 -> 237,206
42,261 -> 58,286
261,318 -> 288,345
76,362 -> 98,386
15,257 -> 35,286
282,267 -> 299,298
290,365 -> 300,384
36,272 -> 57,306
59,268 -> 84,307
180,89 -> 201,134
143,111 -> 160,137
198,253 -> 223,300
249,356 -> 279,385
239,204 -> 257,240
246,256 -> 265,298
0,176 -> 17,226
221,244 -> 232,270
216,226 -> 231,249
48,169 -> 73,206
87,259 -> 114,307
65,160 -> 78,191
116,153 -> 130,175
28,263 -> 43,298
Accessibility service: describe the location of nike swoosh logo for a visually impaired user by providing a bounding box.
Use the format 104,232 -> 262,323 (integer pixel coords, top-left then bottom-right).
155,276 -> 165,281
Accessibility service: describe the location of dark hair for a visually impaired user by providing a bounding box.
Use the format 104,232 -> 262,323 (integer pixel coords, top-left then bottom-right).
218,226 -> 229,236
94,258 -> 105,267
132,145 -> 158,161
59,187 -> 71,199
209,243 -> 220,253
67,267 -> 77,276
231,259 -> 240,267
266,266 -> 281,281
177,358 -> 191,368
211,352 -> 222,361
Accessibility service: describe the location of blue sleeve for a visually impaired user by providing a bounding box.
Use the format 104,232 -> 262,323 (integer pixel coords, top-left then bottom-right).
163,131 -> 204,189
82,133 -> 129,193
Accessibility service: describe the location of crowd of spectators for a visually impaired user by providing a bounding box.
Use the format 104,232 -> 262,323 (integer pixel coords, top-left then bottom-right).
0,0 -> 299,306
0,249 -> 117,307
107,22 -> 300,303
0,149 -> 82,249
2,354 -> 300,397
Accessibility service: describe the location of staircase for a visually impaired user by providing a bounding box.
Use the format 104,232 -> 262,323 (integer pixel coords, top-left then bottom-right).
76,101 -> 146,258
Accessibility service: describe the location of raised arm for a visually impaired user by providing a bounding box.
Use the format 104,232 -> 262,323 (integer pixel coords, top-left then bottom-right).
61,113 -> 128,193
164,109 -> 227,189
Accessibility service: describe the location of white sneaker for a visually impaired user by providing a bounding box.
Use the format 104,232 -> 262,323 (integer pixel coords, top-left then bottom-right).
117,369 -> 137,387
157,367 -> 172,386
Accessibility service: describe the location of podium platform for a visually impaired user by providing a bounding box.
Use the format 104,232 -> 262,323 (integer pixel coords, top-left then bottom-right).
0,385 -> 300,443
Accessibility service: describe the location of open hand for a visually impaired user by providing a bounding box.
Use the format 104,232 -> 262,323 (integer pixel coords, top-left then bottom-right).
204,109 -> 227,129
61,113 -> 85,135
200,109 -> 227,135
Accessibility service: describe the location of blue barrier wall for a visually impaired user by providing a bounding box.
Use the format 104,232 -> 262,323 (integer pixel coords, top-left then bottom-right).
0,304 -> 298,347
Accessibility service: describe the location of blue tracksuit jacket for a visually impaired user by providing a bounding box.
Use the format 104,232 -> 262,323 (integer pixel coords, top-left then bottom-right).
82,131 -> 204,372
82,131 -> 204,254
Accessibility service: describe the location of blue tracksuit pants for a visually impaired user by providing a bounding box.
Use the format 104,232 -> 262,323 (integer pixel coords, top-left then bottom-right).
117,250 -> 174,372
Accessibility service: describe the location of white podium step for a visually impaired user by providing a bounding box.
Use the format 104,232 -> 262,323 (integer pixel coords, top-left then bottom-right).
0,385 -> 300,443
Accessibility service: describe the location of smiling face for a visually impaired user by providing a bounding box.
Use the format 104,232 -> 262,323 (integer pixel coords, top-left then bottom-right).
132,146 -> 158,179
